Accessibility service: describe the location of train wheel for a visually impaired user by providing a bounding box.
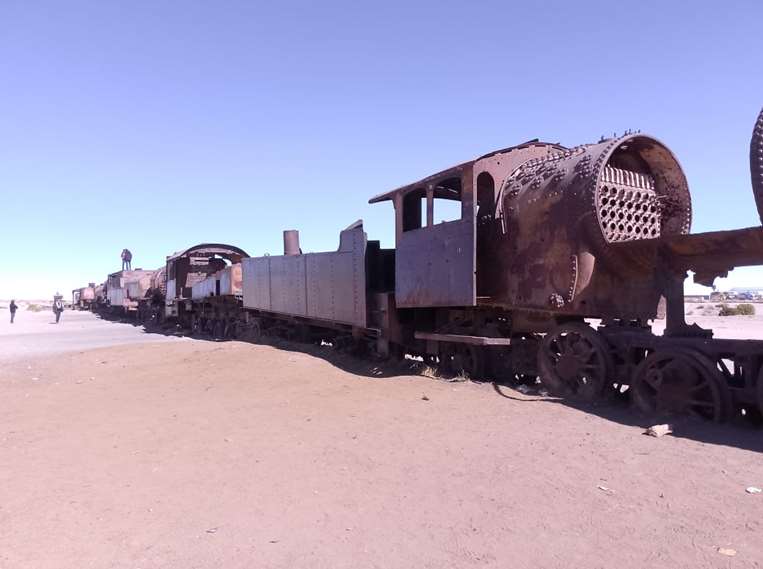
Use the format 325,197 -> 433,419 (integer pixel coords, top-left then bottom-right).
441,344 -> 484,379
630,349 -> 731,422
538,322 -> 613,402
247,319 -> 262,343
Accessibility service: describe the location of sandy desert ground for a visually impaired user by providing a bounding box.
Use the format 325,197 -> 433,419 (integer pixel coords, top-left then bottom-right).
1,309 -> 762,568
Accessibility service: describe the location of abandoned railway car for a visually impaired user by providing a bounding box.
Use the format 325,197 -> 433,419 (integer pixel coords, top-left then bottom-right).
161,243 -> 249,335
104,269 -> 155,315
78,106 -> 763,422
71,284 -> 96,310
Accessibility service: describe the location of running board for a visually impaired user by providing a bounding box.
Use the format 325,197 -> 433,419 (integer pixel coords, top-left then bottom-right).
414,331 -> 511,346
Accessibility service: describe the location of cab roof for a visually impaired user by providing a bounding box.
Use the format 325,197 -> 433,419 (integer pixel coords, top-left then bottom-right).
368,140 -> 566,204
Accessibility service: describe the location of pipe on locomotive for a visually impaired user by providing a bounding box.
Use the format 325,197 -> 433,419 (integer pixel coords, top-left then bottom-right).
283,229 -> 301,256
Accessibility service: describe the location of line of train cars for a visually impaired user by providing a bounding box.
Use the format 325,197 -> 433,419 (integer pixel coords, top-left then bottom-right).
75,107 -> 763,422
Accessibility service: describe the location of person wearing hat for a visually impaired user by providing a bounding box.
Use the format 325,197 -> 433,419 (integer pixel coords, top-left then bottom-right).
52,293 -> 64,324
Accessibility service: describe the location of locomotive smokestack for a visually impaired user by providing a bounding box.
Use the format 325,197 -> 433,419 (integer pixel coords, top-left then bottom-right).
750,107 -> 763,224
283,230 -> 300,256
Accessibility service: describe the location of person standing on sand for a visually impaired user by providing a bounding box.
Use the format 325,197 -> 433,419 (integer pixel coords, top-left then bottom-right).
9,300 -> 17,323
52,295 -> 64,324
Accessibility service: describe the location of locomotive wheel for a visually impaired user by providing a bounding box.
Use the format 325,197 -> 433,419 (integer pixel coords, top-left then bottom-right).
441,344 -> 484,379
630,349 -> 731,422
247,319 -> 262,343
538,322 -> 613,402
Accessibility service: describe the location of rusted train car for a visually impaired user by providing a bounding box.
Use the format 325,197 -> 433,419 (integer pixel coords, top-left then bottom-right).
236,107 -> 763,421
104,269 -> 156,315
71,283 -> 96,310
162,243 -> 249,335
77,107 -> 763,422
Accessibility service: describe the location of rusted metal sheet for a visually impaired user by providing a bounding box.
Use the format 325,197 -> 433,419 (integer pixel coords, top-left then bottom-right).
165,243 -> 249,301
243,222 -> 368,327
108,287 -> 125,307
269,255 -> 308,316
107,269 -> 154,307
611,226 -> 763,286
191,274 -> 216,300
395,219 -> 475,308
305,224 -> 366,326
219,263 -> 243,296
126,273 -> 153,300
190,264 -> 243,300
166,279 -> 177,302
242,257 -> 271,310
150,267 -> 167,295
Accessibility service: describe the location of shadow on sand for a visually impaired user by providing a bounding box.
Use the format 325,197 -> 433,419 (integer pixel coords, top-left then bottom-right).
99,311 -> 763,454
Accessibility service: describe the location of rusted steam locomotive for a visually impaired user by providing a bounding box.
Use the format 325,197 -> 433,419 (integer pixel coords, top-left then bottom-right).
84,107 -> 763,422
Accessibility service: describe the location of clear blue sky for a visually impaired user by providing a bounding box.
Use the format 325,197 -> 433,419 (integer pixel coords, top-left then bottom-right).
1,0 -> 762,298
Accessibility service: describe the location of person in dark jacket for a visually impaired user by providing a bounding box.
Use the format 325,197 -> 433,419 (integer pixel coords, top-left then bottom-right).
53,295 -> 64,324
121,248 -> 132,271
9,300 -> 17,323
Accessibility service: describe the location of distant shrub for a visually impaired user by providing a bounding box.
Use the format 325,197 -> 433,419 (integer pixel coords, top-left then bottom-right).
737,303 -> 756,315
26,304 -> 43,312
719,303 -> 756,316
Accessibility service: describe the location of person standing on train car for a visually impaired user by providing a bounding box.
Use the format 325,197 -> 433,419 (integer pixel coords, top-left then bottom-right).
9,300 -> 17,323
121,248 -> 132,271
52,295 -> 64,324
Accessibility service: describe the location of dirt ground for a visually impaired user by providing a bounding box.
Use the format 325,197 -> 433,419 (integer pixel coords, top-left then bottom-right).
1,311 -> 762,568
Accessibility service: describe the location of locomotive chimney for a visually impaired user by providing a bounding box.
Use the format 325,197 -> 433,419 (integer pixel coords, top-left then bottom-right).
283,230 -> 301,256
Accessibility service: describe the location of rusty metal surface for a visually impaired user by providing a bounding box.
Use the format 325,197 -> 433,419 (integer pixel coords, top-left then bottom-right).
395,219 -> 476,308
191,263 -> 244,300
166,279 -> 177,302
611,226 -> 763,286
106,270 -> 154,307
125,273 -> 154,301
165,243 -> 249,302
219,263 -> 243,296
191,274 -> 217,300
150,267 -> 167,295
165,243 -> 249,263
283,230 -> 300,256
305,224 -> 366,325
243,222 -> 368,327
268,255 -> 308,316
242,256 -> 271,311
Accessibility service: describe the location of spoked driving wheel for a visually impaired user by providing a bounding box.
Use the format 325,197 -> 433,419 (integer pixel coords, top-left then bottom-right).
538,322 -> 613,402
630,349 -> 731,422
